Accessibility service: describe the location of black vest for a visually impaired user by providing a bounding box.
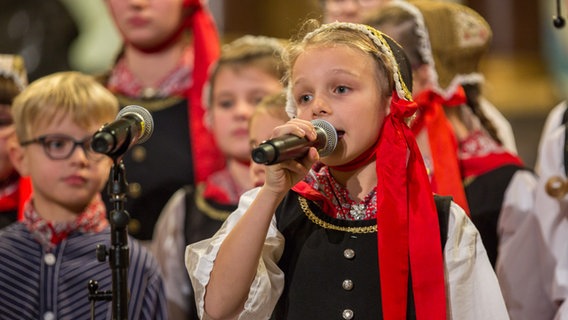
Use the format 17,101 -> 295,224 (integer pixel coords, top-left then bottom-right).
183,184 -> 236,320
272,192 -> 451,320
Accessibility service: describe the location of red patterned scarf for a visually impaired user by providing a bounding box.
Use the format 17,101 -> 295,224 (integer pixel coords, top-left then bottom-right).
22,194 -> 108,250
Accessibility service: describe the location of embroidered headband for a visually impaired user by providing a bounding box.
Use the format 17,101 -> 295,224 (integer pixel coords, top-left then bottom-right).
285,22 -> 413,118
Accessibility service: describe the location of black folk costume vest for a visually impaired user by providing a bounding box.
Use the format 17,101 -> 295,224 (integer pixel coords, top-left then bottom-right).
272,191 -> 451,320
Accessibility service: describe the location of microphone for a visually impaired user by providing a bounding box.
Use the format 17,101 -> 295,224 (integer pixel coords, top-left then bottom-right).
554,0 -> 565,28
91,105 -> 154,157
251,119 -> 338,165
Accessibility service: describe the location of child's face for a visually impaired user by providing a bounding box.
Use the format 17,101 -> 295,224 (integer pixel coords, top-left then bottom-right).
209,66 -> 283,162
291,45 -> 387,166
106,0 -> 184,49
13,114 -> 112,213
248,111 -> 288,187
323,0 -> 386,23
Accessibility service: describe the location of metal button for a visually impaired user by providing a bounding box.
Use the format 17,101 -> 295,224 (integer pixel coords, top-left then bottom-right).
43,311 -> 55,320
342,309 -> 354,320
44,253 -> 56,266
343,248 -> 355,260
131,146 -> 146,162
342,279 -> 354,291
128,182 -> 142,198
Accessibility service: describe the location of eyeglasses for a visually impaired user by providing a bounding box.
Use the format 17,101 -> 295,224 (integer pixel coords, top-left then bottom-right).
20,134 -> 106,161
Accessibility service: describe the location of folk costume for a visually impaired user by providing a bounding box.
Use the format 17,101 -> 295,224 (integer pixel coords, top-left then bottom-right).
186,22 -> 508,320
104,0 -> 224,240
0,54 -> 32,228
0,195 -> 167,319
497,102 -> 568,319
152,169 -> 245,319
395,0 -> 526,267
151,35 -> 287,320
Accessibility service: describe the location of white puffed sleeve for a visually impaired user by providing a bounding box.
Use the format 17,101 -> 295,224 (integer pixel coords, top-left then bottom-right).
445,202 -> 510,320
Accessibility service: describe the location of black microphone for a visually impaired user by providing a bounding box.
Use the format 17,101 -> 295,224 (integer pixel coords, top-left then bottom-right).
91,105 -> 154,157
554,0 -> 565,28
251,119 -> 338,165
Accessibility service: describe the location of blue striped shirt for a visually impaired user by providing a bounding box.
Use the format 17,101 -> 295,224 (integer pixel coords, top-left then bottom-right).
0,223 -> 167,320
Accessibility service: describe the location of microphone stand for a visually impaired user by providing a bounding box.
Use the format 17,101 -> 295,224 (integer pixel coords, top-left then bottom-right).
89,158 -> 130,320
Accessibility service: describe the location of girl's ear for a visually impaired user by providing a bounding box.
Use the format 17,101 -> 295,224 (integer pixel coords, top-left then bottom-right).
8,134 -> 29,177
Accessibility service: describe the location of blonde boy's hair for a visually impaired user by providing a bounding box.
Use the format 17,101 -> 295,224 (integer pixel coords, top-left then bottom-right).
12,71 -> 118,142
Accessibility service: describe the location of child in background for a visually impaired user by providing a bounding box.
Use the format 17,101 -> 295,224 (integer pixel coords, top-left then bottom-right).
186,21 -> 508,319
318,0 -> 387,23
366,0 -> 527,267
0,72 -> 167,319
151,35 -> 286,320
0,54 -> 32,228
249,92 -> 290,188
102,0 -> 224,241
496,103 -> 568,319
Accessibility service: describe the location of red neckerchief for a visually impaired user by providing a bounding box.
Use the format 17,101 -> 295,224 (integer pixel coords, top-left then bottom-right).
330,140 -> 378,172
0,175 -> 19,212
293,166 -> 377,220
413,86 -> 470,215
459,129 -> 524,179
22,194 -> 109,251
107,47 -> 193,98
294,92 -> 447,319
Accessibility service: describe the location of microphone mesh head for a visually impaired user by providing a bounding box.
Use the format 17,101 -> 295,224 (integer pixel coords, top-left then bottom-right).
118,105 -> 154,144
311,119 -> 337,157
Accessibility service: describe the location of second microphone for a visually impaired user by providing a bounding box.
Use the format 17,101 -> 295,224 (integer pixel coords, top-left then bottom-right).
251,119 -> 338,165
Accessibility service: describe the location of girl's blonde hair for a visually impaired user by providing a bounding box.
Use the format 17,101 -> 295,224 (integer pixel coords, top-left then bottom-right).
204,35 -> 287,109
283,20 -> 413,117
12,71 -> 118,141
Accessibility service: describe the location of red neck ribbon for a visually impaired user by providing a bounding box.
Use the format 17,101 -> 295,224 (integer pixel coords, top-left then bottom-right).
183,0 -> 224,182
377,92 -> 446,320
330,139 -> 378,172
412,86 -> 470,215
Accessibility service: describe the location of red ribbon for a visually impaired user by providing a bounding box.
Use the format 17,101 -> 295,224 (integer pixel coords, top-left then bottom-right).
413,86 -> 470,215
377,92 -> 446,320
183,0 -> 225,182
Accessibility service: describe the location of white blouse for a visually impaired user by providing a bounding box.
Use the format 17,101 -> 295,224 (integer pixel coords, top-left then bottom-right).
186,187 -> 510,320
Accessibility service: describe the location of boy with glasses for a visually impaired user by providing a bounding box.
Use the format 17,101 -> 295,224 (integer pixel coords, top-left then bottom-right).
0,71 -> 167,319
